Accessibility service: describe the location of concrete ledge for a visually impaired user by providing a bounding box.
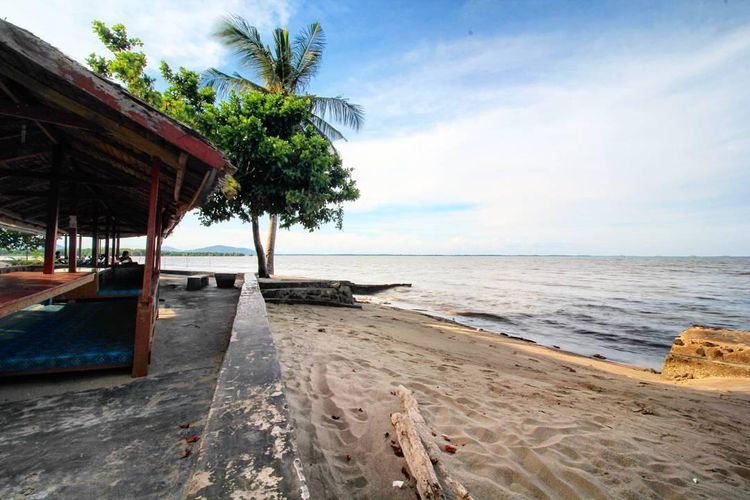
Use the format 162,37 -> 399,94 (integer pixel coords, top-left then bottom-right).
185,276 -> 302,499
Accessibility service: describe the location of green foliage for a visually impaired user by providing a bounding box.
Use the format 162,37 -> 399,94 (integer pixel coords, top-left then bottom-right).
205,17 -> 363,142
86,21 -> 160,106
86,20 -> 214,125
8,258 -> 44,266
0,228 -> 45,253
160,62 -> 216,127
196,92 -> 359,230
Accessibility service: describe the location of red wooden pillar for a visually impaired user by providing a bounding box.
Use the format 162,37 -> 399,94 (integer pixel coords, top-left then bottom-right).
68,226 -> 77,273
43,147 -> 62,274
133,160 -> 160,377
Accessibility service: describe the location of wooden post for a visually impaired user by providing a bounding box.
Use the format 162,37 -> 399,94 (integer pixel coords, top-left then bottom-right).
132,160 -> 160,377
155,208 -> 163,274
115,230 -> 120,263
110,221 -> 116,266
43,147 -> 62,274
92,215 -> 99,269
77,233 -> 82,262
104,217 -> 110,268
63,234 -> 68,257
68,227 -> 77,273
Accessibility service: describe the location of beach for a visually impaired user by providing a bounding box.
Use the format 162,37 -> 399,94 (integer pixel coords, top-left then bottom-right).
267,301 -> 750,499
155,255 -> 750,369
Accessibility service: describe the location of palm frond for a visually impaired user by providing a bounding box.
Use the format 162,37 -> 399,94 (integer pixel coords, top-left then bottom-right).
291,22 -> 326,92
307,114 -> 346,142
272,28 -> 294,92
214,15 -> 275,86
203,68 -> 267,98
310,95 -> 364,131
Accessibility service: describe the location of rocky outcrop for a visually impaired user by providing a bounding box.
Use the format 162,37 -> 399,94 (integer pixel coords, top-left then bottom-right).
257,278 -> 412,308
661,326 -> 750,380
261,281 -> 360,308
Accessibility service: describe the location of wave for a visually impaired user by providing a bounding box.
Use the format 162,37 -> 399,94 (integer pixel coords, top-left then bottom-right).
453,311 -> 517,325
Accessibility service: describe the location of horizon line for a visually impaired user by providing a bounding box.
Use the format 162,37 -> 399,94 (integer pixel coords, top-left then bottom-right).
150,252 -> 750,258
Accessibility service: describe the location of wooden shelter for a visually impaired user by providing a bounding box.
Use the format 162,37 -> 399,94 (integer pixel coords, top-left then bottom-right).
0,20 -> 234,377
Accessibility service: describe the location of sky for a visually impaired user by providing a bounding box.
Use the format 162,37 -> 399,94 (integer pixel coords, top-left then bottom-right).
4,0 -> 750,255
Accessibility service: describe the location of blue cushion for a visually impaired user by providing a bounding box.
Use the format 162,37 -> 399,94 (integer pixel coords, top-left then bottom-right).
0,300 -> 136,374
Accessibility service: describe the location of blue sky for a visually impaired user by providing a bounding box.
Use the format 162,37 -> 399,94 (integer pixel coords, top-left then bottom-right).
6,1 -> 750,255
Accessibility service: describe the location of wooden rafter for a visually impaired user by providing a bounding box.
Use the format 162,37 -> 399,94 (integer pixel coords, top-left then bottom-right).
174,152 -> 188,202
0,77 -> 57,144
0,143 -> 51,163
0,103 -> 96,130
0,63 -> 183,168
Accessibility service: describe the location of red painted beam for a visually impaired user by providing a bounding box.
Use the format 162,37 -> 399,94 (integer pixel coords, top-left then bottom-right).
133,159 -> 160,378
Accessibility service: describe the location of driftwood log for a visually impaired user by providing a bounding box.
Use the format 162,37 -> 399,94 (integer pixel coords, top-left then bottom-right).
396,385 -> 474,500
391,411 -> 443,499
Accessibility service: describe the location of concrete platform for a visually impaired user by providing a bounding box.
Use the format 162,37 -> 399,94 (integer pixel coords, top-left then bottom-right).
185,278 -> 302,498
0,275 -> 242,497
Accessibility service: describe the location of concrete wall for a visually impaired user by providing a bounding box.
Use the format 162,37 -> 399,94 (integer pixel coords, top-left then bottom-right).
185,276 -> 305,499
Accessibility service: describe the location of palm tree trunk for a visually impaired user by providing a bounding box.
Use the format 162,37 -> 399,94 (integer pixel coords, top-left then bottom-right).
265,214 -> 278,276
251,214 -> 269,278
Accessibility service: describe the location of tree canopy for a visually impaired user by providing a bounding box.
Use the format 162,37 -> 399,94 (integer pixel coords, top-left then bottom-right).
85,20 -> 361,277
0,228 -> 45,254
86,20 -> 215,127
196,92 -> 359,275
197,92 -> 359,228
205,17 -> 363,142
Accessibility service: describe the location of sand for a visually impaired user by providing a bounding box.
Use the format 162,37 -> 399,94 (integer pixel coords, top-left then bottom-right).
266,301 -> 750,499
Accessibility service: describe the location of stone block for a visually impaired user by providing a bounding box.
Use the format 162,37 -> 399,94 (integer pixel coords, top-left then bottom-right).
662,326 -> 750,380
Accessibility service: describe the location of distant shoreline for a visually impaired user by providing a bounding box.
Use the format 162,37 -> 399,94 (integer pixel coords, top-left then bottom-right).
153,253 -> 750,258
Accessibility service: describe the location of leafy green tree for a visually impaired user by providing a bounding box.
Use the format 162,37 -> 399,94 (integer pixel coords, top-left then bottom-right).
206,17 -> 364,273
159,62 -> 216,127
86,21 -> 161,106
86,20 -> 215,126
0,228 -> 46,260
196,92 -> 359,277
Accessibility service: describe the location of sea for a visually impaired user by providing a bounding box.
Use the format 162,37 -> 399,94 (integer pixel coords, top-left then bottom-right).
153,255 -> 750,370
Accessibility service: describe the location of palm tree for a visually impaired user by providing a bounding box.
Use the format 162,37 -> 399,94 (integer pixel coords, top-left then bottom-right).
205,16 -> 364,274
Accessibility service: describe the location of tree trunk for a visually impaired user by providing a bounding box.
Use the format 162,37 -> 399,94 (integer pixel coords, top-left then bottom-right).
265,214 -> 278,276
251,214 -> 269,278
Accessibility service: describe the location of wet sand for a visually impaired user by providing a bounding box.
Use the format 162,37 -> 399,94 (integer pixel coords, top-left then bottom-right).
267,302 -> 750,499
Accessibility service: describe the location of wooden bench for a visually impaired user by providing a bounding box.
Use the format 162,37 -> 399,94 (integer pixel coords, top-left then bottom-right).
0,271 -> 96,318
186,274 -> 209,291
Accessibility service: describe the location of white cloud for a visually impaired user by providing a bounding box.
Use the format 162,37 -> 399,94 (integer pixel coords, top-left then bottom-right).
7,4 -> 748,255
333,25 -> 750,255
3,0 -> 292,70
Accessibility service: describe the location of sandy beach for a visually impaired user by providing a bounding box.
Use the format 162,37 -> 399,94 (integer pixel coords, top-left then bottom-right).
267,301 -> 750,499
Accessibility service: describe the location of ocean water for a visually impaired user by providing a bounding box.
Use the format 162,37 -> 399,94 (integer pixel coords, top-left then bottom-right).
155,255 -> 750,370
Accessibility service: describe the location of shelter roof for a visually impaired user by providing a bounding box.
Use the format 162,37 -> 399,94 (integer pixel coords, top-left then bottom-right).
0,20 -> 234,237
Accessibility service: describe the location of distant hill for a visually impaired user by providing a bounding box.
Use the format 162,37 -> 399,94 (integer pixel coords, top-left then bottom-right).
189,245 -> 255,256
